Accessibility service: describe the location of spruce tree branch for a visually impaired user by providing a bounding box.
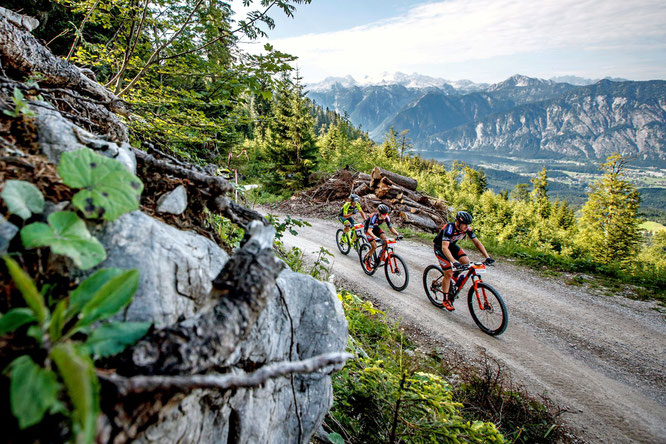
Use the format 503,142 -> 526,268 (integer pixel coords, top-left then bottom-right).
101,352 -> 352,396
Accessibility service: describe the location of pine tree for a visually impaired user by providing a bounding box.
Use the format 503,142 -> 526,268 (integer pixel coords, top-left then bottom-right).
510,183 -> 530,202
264,73 -> 318,191
380,127 -> 400,159
530,167 -> 551,219
576,154 -> 641,264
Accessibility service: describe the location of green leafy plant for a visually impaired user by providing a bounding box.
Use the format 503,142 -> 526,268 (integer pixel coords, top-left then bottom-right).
58,148 -> 144,221
2,88 -> 36,118
309,246 -> 333,281
0,180 -> 45,220
1,256 -> 150,442
21,211 -> 106,270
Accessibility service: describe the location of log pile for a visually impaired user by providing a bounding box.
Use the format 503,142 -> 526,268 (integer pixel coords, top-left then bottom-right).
300,166 -> 450,233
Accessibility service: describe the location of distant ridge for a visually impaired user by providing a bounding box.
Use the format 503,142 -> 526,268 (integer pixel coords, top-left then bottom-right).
306,73 -> 666,166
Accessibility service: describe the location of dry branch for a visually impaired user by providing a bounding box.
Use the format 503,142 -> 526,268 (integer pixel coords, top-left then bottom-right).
0,13 -> 127,116
123,221 -> 284,375
102,352 -> 352,396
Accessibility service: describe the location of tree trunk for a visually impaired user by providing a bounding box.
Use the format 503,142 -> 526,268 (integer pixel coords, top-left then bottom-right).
371,167 -> 418,191
399,211 -> 439,232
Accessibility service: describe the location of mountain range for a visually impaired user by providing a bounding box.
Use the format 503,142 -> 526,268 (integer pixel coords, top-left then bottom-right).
306,73 -> 666,166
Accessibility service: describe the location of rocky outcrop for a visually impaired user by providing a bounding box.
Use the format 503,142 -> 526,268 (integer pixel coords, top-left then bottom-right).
134,272 -> 346,443
0,9 -> 348,443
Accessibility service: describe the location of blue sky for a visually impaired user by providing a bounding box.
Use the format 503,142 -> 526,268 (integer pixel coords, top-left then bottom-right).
234,0 -> 666,84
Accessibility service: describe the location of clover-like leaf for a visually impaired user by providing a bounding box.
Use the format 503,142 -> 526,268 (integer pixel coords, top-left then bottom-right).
58,148 -> 143,221
9,355 -> 62,429
1,180 -> 44,220
84,321 -> 151,359
21,211 -> 106,270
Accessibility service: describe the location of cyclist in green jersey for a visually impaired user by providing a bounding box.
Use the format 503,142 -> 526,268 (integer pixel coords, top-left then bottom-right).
339,194 -> 367,243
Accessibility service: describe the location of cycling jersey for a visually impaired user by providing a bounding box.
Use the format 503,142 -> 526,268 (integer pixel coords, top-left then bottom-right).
339,201 -> 362,217
364,212 -> 392,231
434,222 -> 476,247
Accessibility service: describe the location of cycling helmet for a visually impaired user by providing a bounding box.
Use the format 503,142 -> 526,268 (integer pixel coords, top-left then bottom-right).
378,204 -> 390,214
350,193 -> 360,202
455,211 -> 473,224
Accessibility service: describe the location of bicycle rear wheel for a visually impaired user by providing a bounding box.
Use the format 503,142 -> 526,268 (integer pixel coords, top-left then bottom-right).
385,253 -> 409,291
467,282 -> 508,336
422,265 -> 446,307
359,243 -> 378,275
336,229 -> 351,255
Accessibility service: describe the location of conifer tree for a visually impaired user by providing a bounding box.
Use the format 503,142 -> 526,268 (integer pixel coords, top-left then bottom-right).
576,154 -> 641,264
510,183 -> 530,202
530,167 -> 551,219
264,72 -> 318,191
380,127 -> 400,159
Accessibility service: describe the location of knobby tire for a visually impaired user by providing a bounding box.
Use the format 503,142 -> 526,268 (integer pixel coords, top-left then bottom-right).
385,253 -> 409,291
467,282 -> 508,336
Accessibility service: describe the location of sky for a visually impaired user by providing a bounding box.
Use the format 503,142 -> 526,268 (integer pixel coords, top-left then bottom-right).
232,0 -> 666,85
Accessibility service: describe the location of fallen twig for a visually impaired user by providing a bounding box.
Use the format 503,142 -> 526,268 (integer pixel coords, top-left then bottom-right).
101,352 -> 352,397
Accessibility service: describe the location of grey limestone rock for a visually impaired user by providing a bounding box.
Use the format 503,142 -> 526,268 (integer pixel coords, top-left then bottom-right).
94,211 -> 228,327
156,185 -> 188,215
0,216 -> 18,254
132,270 -> 348,444
34,104 -> 136,172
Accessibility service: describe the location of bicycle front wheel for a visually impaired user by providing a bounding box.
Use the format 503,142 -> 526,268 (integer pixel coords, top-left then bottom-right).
336,229 -> 351,255
385,253 -> 409,291
359,243 -> 378,275
423,265 -> 446,307
467,282 -> 508,336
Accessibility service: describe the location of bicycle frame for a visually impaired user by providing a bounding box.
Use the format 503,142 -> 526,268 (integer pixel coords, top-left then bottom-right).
380,239 -> 399,272
452,263 -> 490,308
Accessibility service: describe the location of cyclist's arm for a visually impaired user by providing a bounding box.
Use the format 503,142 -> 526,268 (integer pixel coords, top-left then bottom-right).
441,240 -> 457,264
472,237 -> 490,259
358,204 -> 367,220
389,226 -> 399,236
342,203 -> 353,218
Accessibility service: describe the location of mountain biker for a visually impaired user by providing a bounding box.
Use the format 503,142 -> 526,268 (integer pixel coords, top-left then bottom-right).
363,204 -> 402,269
434,211 -> 494,311
339,194 -> 367,243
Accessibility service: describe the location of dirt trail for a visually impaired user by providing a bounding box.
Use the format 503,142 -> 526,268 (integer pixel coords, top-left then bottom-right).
277,214 -> 666,444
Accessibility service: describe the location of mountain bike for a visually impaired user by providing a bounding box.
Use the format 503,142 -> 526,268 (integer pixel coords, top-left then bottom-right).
422,260 -> 508,336
359,237 -> 409,291
336,223 -> 367,256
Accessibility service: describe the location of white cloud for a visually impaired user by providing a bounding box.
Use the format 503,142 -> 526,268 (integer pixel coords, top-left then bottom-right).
266,0 -> 666,82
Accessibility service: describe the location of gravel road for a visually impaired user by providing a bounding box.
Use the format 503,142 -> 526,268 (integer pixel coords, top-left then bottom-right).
277,214 -> 666,443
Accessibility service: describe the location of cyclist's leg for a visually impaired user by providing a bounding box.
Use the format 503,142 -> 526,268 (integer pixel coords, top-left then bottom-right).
456,246 -> 470,265
365,231 -> 377,258
378,230 -> 388,259
435,248 -> 453,293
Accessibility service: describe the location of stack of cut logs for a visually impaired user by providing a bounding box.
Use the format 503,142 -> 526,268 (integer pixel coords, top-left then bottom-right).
352,167 -> 450,232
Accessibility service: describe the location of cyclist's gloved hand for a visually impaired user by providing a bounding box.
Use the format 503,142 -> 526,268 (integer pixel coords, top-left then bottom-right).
484,257 -> 495,265
452,261 -> 462,270
396,235 -> 404,240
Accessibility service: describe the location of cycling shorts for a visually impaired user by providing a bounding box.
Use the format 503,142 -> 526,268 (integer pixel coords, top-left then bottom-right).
365,225 -> 383,241
434,243 -> 466,270
339,215 -> 355,226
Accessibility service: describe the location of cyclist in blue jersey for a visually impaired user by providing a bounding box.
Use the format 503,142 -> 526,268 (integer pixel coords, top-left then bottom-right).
339,194 -> 367,244
434,211 -> 494,311
362,204 -> 402,268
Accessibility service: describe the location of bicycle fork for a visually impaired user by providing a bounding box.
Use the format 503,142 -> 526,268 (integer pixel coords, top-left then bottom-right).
472,277 -> 491,310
